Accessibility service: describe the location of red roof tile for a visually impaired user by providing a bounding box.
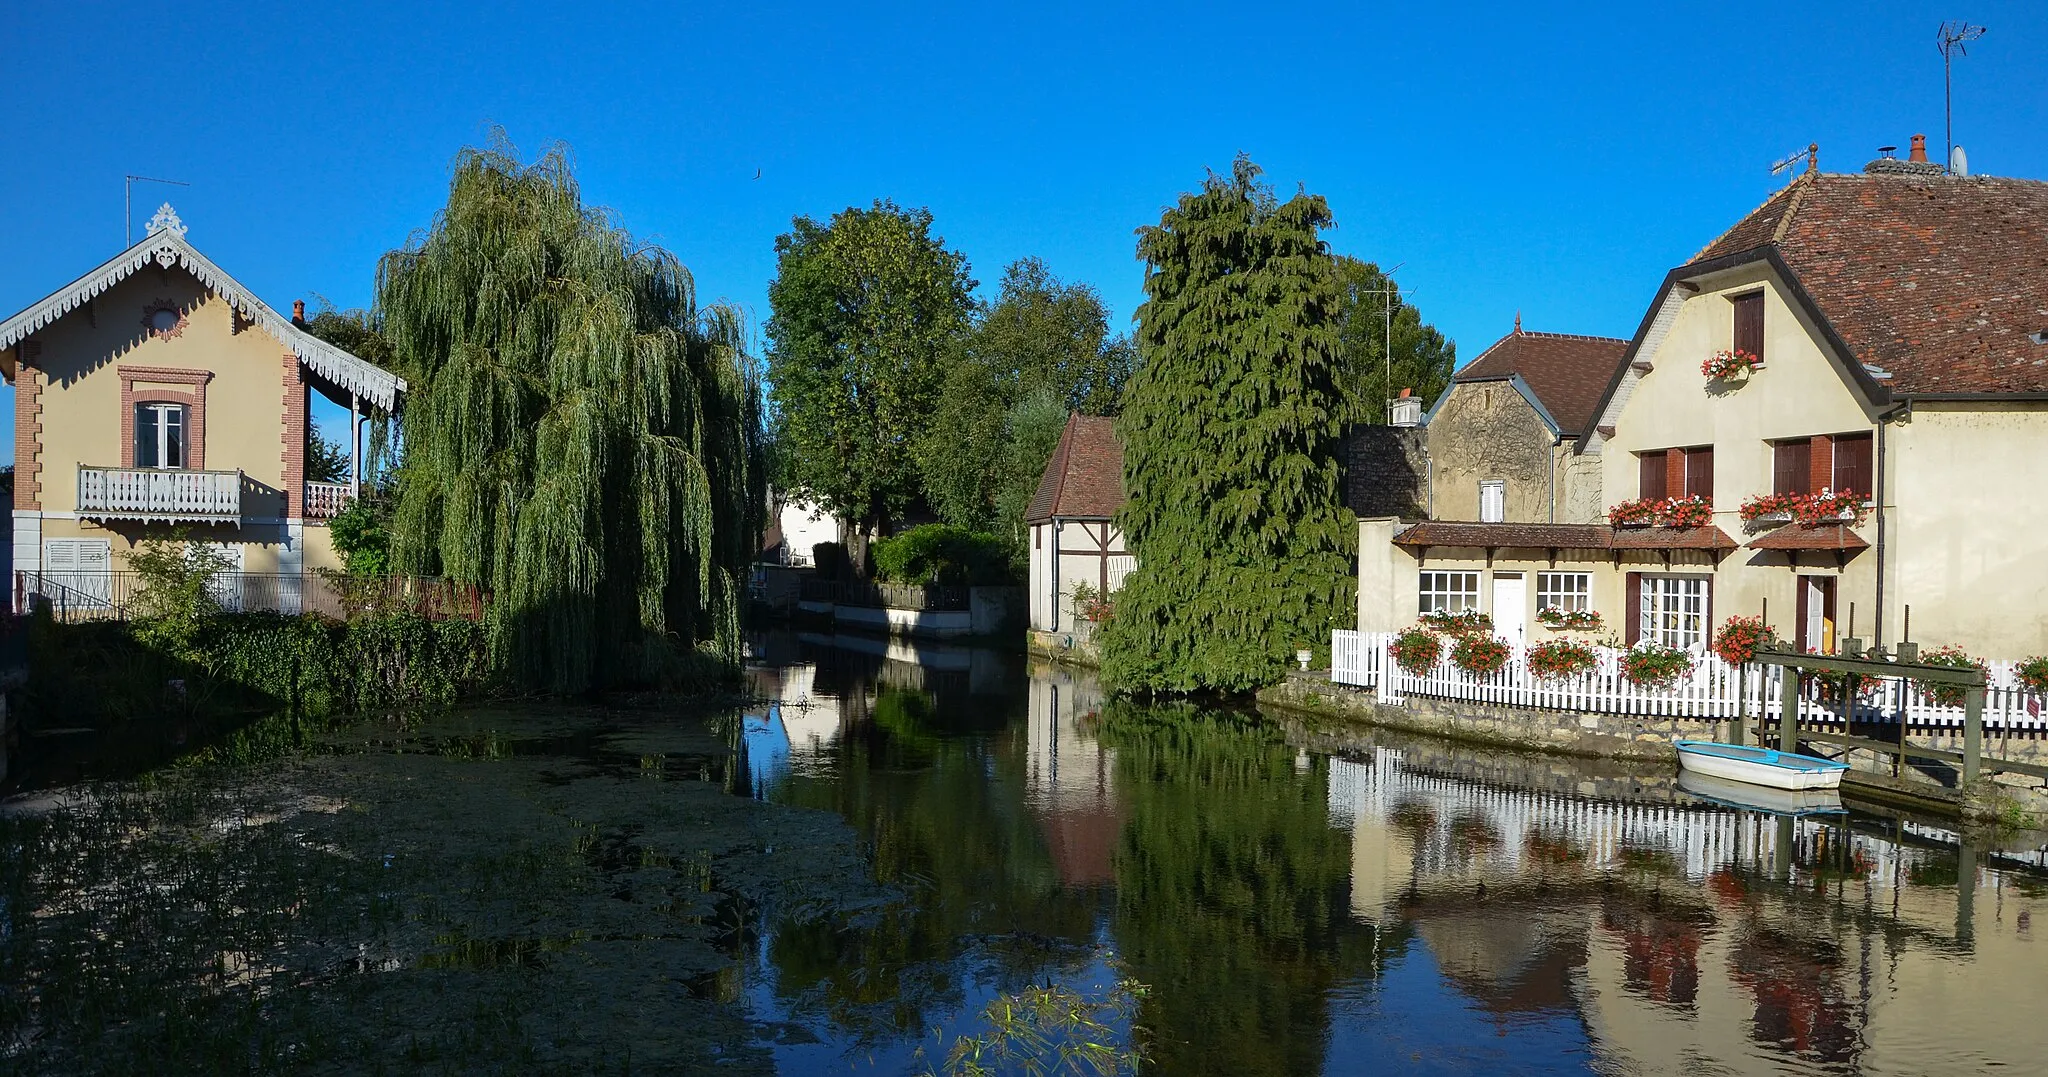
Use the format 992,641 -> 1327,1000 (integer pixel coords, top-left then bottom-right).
1025,414 -> 1124,522
1691,172 -> 2048,395
1746,524 -> 1869,551
1608,526 -> 1740,551
1453,329 -> 1631,432
1390,522 -> 1738,551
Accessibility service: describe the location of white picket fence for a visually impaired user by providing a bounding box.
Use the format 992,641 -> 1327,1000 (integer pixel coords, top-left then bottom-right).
1331,630 -> 2048,732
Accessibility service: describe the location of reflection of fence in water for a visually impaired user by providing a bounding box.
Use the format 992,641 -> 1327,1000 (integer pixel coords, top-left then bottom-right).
13,571 -> 487,622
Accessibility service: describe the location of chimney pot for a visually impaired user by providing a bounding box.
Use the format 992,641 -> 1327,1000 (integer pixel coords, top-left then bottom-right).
1908,134 -> 1928,163
292,299 -> 306,325
1398,387 -> 1411,399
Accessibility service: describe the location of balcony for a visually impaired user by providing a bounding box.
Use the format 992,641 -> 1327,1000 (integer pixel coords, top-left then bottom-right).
306,481 -> 351,520
77,466 -> 242,524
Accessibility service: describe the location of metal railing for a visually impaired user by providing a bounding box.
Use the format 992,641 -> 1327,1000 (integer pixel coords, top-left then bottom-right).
14,571 -> 488,623
799,578 -> 971,612
77,466 -> 242,522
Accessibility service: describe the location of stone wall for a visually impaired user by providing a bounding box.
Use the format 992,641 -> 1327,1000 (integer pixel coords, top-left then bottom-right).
1426,381 -> 1556,522
1342,424 -> 1426,518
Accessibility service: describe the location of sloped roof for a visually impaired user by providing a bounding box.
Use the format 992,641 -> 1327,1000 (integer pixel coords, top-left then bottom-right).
1026,414 -> 1124,522
1390,520 -> 1738,551
1747,524 -> 1869,552
1688,172 -> 2048,395
0,214 -> 406,409
1453,328 -> 1630,432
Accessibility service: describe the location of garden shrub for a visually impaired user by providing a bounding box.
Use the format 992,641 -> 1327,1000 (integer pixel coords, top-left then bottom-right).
871,524 -> 1017,586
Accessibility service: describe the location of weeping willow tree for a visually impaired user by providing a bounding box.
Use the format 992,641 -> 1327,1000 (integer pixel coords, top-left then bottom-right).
377,141 -> 764,693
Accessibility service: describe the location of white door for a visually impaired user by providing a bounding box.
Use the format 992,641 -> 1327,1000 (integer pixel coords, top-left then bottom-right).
1491,573 -> 1527,644
42,539 -> 114,606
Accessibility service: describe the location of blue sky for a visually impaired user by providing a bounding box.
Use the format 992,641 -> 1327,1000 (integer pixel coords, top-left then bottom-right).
4,2 -> 2045,463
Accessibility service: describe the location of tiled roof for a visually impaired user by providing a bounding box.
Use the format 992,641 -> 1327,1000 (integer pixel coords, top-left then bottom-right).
1390,521 -> 1738,551
1025,414 -> 1124,522
1747,524 -> 1869,552
1453,329 -> 1631,432
1689,172 -> 2048,395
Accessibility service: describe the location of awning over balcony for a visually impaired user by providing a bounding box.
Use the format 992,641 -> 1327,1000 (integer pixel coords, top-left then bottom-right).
1607,525 -> 1740,551
1392,520 -> 1739,555
1747,524 -> 1869,552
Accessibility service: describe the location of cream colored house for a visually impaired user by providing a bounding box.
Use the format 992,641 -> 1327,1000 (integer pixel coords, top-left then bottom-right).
2,205 -> 403,612
1026,414 -> 1132,634
1362,144 -> 2048,659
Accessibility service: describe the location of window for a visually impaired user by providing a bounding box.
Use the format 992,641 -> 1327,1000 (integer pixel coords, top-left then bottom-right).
1479,480 -> 1506,523
1637,451 -> 1668,501
135,403 -> 187,469
1537,572 -> 1590,613
1732,291 -> 1765,363
1772,439 -> 1812,496
42,539 -> 114,605
1682,446 -> 1713,499
1832,433 -> 1872,497
1639,575 -> 1710,650
1419,571 -> 1481,614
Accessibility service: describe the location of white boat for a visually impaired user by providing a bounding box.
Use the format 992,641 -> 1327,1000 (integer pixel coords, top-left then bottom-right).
1677,769 -> 1846,816
1673,740 -> 1847,792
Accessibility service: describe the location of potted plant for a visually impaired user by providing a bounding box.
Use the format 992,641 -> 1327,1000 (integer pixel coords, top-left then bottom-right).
1738,492 -> 1802,526
1420,609 -> 1492,636
1911,644 -> 1987,707
1658,494 -> 1714,529
2018,656 -> 2048,695
1390,626 -> 1442,676
1711,614 -> 1774,665
1607,497 -> 1659,527
1620,642 -> 1695,689
1701,347 -> 1762,380
1451,633 -> 1512,677
1536,607 -> 1603,631
1527,638 -> 1599,680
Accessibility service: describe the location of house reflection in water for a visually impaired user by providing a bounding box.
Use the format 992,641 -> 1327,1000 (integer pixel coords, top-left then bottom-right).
1024,663 -> 1123,888
1326,746 -> 2048,1073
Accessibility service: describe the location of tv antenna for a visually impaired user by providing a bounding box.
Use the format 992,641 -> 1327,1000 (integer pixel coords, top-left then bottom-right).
1936,20 -> 1986,174
124,174 -> 189,245
1769,143 -> 1819,183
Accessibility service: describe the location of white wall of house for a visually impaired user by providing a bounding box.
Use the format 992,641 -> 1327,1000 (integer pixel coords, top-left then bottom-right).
777,496 -> 838,566
1028,517 -> 1132,634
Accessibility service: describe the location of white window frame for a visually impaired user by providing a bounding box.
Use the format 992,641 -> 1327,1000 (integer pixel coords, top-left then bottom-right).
1478,480 -> 1506,523
1536,572 -> 1591,613
1419,571 -> 1481,614
135,402 -> 188,469
1639,574 -> 1710,650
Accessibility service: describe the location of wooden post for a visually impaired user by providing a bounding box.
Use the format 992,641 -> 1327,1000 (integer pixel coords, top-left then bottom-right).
1956,842 -> 1977,945
1733,664 -> 1749,746
349,392 -> 362,499
1779,660 -> 1800,753
1964,685 -> 1984,784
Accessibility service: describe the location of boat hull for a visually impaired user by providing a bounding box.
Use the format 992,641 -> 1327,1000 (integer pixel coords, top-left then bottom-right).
1674,740 -> 1847,792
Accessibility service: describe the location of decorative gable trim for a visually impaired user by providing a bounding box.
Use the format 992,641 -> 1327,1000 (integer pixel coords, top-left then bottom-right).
0,228 -> 405,410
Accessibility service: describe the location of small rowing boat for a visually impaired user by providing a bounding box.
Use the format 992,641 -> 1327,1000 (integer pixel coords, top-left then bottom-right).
1673,740 -> 1847,792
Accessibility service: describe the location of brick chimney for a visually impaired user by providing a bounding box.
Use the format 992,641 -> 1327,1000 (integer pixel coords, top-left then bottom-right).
292,299 -> 306,326
1908,134 -> 1929,163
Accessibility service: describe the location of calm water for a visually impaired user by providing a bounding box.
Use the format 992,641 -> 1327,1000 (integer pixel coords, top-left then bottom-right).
3,631 -> 2046,1074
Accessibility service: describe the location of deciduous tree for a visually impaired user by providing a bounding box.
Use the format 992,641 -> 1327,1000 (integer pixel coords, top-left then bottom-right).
1100,157 -> 1356,694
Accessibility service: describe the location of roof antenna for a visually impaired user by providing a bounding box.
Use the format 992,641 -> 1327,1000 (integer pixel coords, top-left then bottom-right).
1937,20 -> 1987,175
1769,144 -> 1819,184
125,174 -> 189,245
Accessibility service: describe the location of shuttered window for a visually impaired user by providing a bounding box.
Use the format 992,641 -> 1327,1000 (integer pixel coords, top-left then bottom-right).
1832,433 -> 1873,497
1479,480 -> 1506,523
1773,439 -> 1811,496
1732,292 -> 1765,363
1683,447 -> 1714,500
1637,451 -> 1668,501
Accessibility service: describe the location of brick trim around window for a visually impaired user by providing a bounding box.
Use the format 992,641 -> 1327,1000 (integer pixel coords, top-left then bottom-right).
14,342 -> 43,510
281,353 -> 306,519
118,366 -> 212,471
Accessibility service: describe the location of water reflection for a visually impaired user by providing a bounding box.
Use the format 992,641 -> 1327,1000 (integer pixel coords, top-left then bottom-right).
740,631 -> 2048,1075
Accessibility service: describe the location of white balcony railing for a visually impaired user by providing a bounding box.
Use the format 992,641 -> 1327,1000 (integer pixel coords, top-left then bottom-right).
306,481 -> 351,520
77,466 -> 242,523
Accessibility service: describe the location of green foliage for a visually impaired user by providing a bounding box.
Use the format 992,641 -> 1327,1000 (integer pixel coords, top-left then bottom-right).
126,531 -> 236,651
1330,256 -> 1455,423
306,427 -> 350,485
1913,644 -> 1987,707
870,524 -> 1015,586
326,497 -> 391,575
1620,642 -> 1694,688
767,201 -> 976,531
919,259 -> 1136,547
1389,626 -> 1441,675
303,306 -> 401,480
377,137 -> 762,694
920,980 -> 1151,1077
1099,156 -> 1357,693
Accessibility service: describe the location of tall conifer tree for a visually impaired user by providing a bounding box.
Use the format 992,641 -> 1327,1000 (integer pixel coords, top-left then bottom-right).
1100,157 -> 1356,694
378,142 -> 763,693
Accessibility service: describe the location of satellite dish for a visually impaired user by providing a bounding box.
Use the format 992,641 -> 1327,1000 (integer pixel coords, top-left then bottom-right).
1950,145 -> 1969,177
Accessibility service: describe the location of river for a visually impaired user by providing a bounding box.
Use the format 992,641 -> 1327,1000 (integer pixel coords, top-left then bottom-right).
3,630 -> 2045,1074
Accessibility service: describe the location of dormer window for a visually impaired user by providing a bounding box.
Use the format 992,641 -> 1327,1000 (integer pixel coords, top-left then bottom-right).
135,403 -> 187,468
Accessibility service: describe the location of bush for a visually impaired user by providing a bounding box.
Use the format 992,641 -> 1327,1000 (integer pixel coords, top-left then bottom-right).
1527,639 -> 1598,680
1913,644 -> 1987,707
1451,634 -> 1511,677
871,524 -> 1017,586
2018,656 -> 2048,695
1389,626 -> 1441,676
1621,642 -> 1694,689
327,497 -> 390,575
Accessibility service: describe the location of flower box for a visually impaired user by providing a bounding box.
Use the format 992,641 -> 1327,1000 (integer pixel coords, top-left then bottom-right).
1702,348 -> 1762,381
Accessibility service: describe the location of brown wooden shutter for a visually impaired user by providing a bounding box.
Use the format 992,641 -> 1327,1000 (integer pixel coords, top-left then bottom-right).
1796,577 -> 1811,652
1773,439 -> 1811,496
1638,452 -> 1667,501
1685,447 -> 1714,500
1625,573 -> 1642,645
1832,434 -> 1873,496
1733,292 -> 1765,362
